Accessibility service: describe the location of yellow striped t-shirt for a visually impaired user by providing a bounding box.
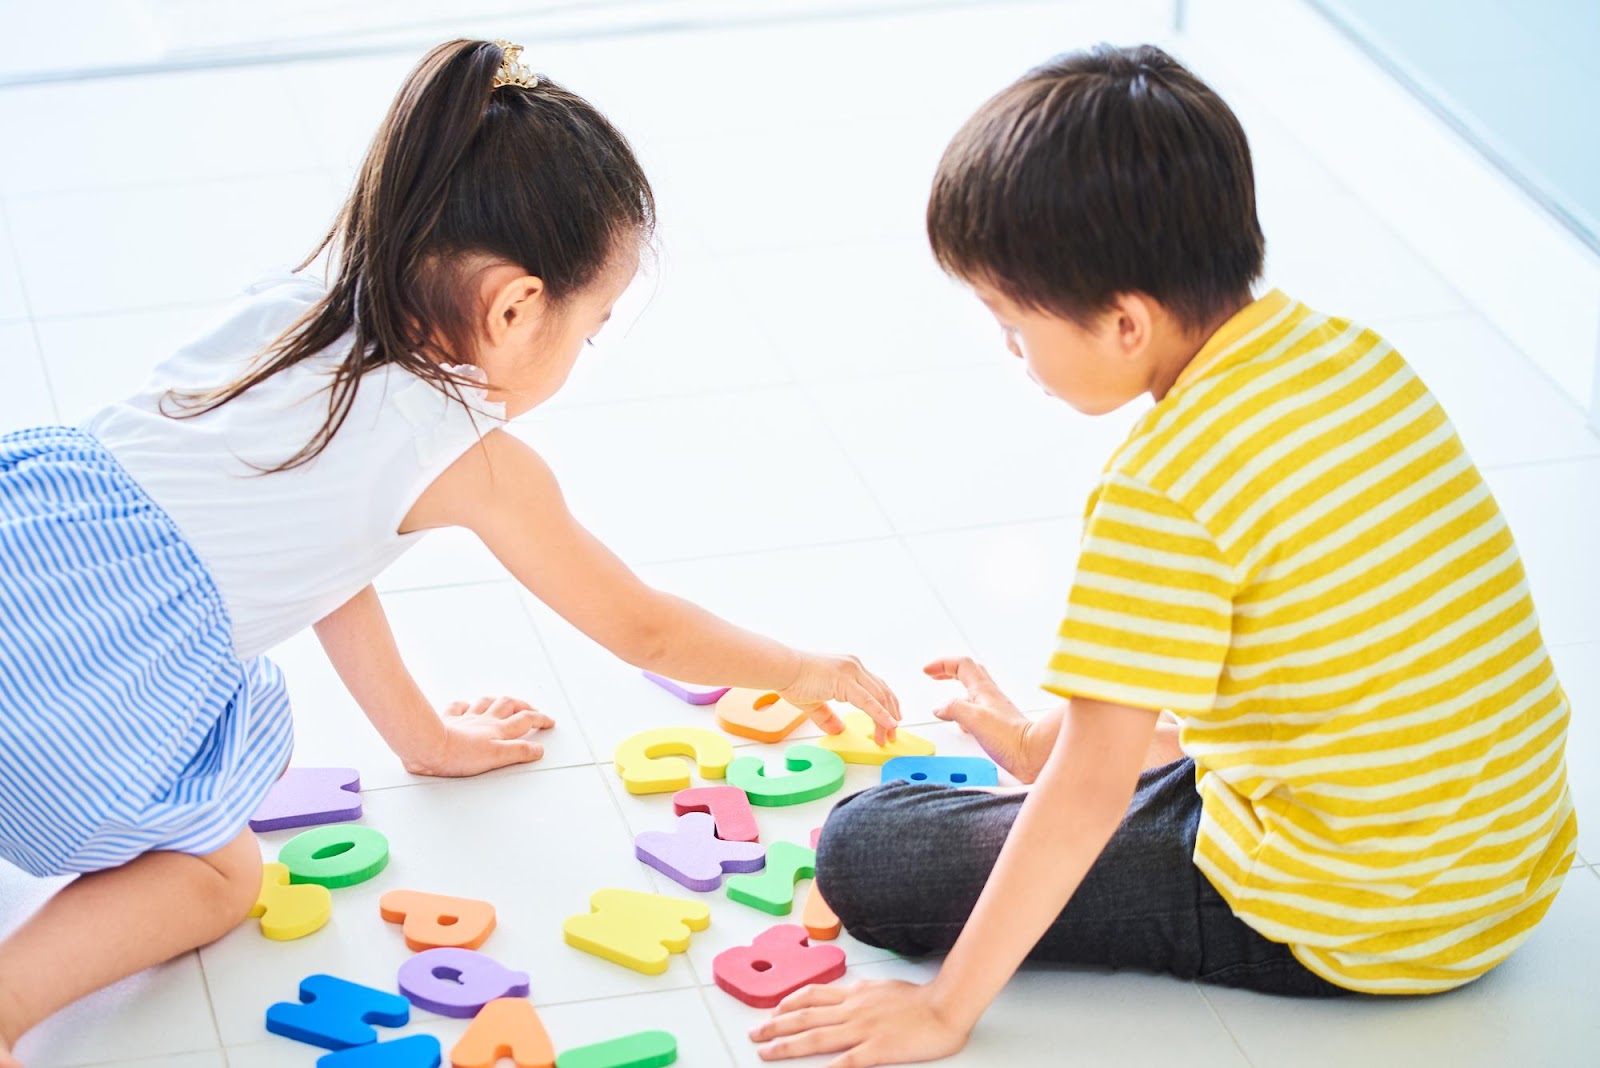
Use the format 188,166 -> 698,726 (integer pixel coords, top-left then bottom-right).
1043,290 -> 1577,994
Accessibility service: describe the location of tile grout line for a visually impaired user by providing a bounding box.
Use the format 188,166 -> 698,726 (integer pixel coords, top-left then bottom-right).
375,508 -> 1089,595
1481,452 -> 1600,476
191,948 -> 229,1068
692,980 -> 745,1067
695,356 -> 974,685
0,196 -> 61,424
1,165 -> 333,206
1194,983 -> 1258,1068
264,60 -> 350,176
0,0 -> 1015,90
506,586 -> 606,767
26,297 -> 233,327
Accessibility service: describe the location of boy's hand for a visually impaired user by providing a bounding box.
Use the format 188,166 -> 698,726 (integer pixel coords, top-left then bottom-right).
925,657 -> 1050,784
751,979 -> 971,1066
404,696 -> 554,777
778,653 -> 902,744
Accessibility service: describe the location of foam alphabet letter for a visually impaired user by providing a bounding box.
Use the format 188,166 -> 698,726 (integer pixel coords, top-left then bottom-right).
725,745 -> 845,807
379,889 -> 497,951
800,829 -> 840,940
725,841 -> 815,916
714,688 -> 808,744
641,670 -> 729,705
449,997 -> 555,1068
250,767 -> 363,832
712,924 -> 846,1008
800,882 -> 841,941
265,973 -> 410,1050
317,1036 -> 443,1067
396,948 -> 531,1018
815,711 -> 934,765
880,755 -> 998,787
279,825 -> 390,889
671,785 -> 759,843
634,812 -> 765,892
613,727 -> 733,795
562,888 -> 710,975
250,861 -> 332,941
554,1031 -> 677,1068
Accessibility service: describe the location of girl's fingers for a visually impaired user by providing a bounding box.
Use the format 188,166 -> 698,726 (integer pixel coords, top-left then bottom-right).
443,701 -> 470,717
844,684 -> 896,741
495,738 -> 545,765
467,696 -> 495,716
859,673 -> 901,722
495,709 -> 547,738
484,696 -> 531,719
802,701 -> 844,735
826,1050 -> 876,1068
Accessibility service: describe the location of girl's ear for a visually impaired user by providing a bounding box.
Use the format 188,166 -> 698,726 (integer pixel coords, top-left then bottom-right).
482,266 -> 547,345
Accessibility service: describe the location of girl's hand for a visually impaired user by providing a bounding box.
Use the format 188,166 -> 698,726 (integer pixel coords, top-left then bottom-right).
778,654 -> 902,744
751,980 -> 972,1066
404,696 -> 554,777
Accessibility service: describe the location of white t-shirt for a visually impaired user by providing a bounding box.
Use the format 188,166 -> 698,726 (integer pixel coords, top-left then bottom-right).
83,274 -> 506,658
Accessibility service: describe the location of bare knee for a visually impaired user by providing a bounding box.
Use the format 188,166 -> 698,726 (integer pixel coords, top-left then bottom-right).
193,829 -> 263,936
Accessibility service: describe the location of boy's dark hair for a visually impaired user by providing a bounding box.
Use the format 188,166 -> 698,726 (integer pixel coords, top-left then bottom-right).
171,39 -> 654,471
927,44 -> 1262,331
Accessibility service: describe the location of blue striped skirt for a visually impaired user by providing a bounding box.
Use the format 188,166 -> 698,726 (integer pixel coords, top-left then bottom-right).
0,426 -> 293,876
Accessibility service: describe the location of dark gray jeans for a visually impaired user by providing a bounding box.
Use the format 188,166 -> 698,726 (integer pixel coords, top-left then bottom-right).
816,756 -> 1349,997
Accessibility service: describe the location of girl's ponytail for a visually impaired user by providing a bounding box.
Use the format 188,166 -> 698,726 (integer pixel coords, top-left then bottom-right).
170,39 -> 654,471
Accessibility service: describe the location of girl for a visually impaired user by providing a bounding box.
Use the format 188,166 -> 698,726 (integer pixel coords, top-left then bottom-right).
0,39 -> 899,1061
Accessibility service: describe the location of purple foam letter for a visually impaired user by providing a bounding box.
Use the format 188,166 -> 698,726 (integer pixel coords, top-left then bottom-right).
395,949 -> 530,1019
634,811 -> 766,892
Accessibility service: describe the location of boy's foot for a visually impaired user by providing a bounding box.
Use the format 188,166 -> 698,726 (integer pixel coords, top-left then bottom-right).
924,658 -> 1053,784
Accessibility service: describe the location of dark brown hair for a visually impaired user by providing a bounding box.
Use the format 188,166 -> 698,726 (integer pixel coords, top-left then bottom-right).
927,44 -> 1262,330
171,39 -> 654,470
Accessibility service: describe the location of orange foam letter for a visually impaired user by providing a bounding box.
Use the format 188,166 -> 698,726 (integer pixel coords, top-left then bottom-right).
449,997 -> 554,1068
379,889 -> 497,951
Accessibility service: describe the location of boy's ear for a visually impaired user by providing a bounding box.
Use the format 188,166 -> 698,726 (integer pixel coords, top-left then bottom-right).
1108,292 -> 1155,358
482,267 -> 547,344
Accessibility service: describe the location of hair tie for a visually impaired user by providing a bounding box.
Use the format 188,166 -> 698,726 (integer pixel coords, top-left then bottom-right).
492,40 -> 539,91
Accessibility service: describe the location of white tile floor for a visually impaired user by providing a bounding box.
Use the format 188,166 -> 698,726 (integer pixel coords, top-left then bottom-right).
2,1 -> 1598,1066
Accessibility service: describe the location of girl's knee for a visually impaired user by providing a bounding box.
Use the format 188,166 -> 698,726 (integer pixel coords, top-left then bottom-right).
197,831 -> 263,931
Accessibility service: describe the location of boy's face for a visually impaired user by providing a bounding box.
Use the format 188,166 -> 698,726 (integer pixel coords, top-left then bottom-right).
970,282 -> 1151,415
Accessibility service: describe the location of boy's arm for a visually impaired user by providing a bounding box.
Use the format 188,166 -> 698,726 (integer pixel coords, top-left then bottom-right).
753,696 -> 1158,1065
313,584 -> 553,776
405,430 -> 900,738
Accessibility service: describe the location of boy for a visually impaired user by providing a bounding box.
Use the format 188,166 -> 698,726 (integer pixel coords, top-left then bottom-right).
751,44 -> 1577,1066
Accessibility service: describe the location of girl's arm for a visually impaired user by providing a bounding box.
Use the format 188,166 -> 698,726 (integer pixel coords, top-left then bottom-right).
752,695 -> 1158,1066
314,584 -> 554,776
405,430 -> 900,737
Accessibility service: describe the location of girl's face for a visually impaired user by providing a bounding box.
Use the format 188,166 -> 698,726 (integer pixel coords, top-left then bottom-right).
475,244 -> 641,418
